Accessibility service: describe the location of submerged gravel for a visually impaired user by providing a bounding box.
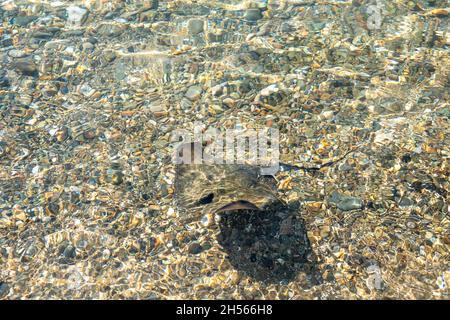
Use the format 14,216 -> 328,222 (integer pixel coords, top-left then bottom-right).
0,0 -> 448,299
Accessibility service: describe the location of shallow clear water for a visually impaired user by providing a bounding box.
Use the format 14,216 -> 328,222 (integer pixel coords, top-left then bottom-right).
0,0 -> 448,299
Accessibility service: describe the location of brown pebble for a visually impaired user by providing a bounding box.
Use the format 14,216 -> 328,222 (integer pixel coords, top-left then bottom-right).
83,129 -> 96,140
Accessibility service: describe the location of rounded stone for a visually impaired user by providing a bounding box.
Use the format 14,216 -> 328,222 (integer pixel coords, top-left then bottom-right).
244,9 -> 263,21
187,19 -> 204,35
188,242 -> 203,255
185,85 -> 203,101
14,58 -> 38,76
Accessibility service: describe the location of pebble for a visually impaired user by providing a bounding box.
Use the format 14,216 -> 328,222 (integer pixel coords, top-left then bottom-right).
406,221 -> 416,229
79,84 -> 95,97
114,62 -> 127,80
0,141 -> 7,157
97,23 -> 127,37
187,19 -> 204,35
61,30 -> 84,37
63,244 -> 76,259
200,214 -> 211,227
102,249 -> 111,260
320,110 -> 335,120
188,242 -> 203,255
180,97 -> 193,110
244,9 -> 263,21
31,31 -> 54,40
222,97 -> 235,107
111,171 -> 124,185
185,85 -> 203,101
329,192 -> 363,211
398,197 -> 415,207
82,42 -> 94,52
281,22 -> 294,33
337,197 -> 363,211
211,83 -> 225,97
0,38 -> 13,47
13,58 -> 38,76
148,0 -> 159,10
0,74 -> 9,88
0,0 -> 447,301
66,6 -> 89,26
0,283 -> 9,298
46,202 -> 60,215
83,129 -> 96,140
7,49 -> 27,58
102,50 -> 117,62
148,104 -> 165,113
12,15 -> 37,27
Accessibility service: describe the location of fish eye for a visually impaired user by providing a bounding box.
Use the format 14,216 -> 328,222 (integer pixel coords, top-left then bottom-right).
198,193 -> 214,205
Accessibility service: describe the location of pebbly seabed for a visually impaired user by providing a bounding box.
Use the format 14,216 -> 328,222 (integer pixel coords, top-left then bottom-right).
0,0 -> 449,299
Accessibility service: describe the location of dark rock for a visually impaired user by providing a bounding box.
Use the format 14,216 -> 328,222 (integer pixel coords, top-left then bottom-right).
12,15 -> 37,27
46,202 -> 60,215
244,9 -> 263,21
281,22 -> 294,33
437,106 -> 450,118
0,141 -> 7,157
206,32 -> 224,43
43,27 -> 61,34
63,244 -> 76,259
111,171 -> 124,185
31,31 -> 53,39
0,38 -> 13,47
188,242 -> 203,254
104,11 -> 119,20
401,154 -> 412,163
0,74 -> 10,88
399,197 -> 415,207
61,30 -> 85,37
0,282 -> 9,298
87,36 -> 98,44
145,0 -> 159,10
13,58 -> 38,76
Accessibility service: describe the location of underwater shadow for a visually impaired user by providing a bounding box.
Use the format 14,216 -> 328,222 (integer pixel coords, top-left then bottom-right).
217,202 -> 317,284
